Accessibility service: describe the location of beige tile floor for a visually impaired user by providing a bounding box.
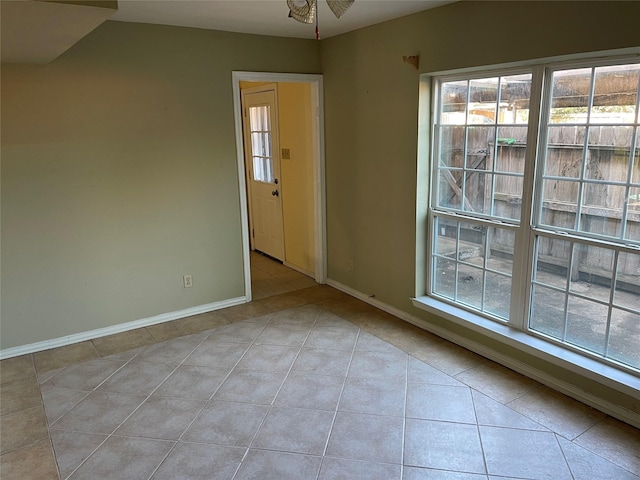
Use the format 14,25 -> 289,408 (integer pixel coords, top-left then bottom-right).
1,252 -> 639,479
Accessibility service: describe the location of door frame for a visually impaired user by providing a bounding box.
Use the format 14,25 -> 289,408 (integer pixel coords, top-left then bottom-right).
232,71 -> 327,301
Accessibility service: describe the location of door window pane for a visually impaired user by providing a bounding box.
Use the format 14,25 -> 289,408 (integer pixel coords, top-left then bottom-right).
248,105 -> 274,183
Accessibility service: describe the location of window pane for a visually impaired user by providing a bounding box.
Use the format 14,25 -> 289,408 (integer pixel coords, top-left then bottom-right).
566,296 -> 609,355
466,127 -> 495,170
539,180 -> 579,230
532,236 -> 570,289
439,126 -> 465,167
486,227 -> 515,275
627,186 -> 640,243
580,183 -> 625,238
251,132 -> 264,156
436,169 -> 463,210
485,271 -> 511,319
499,74 -> 532,124
530,284 -> 566,339
248,105 -> 274,183
614,251 -> 640,310
584,127 -> 633,182
590,64 -> 639,124
462,171 -> 492,215
633,128 -> 640,184
249,105 -> 270,131
433,256 -> 456,300
608,309 -> 640,369
544,126 -> 587,178
468,77 -> 498,124
569,243 -> 614,303
495,126 -> 527,173
494,174 -> 523,221
441,81 -> 468,124
549,68 -> 592,124
457,265 -> 484,309
608,250 -> 640,370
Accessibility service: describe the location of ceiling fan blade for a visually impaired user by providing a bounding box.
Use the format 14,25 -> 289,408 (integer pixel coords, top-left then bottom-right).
287,0 -> 316,24
326,0 -> 354,19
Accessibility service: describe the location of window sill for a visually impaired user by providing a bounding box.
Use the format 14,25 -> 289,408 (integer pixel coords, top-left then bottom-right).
411,295 -> 640,397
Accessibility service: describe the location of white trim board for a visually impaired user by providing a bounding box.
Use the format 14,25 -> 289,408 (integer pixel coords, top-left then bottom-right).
326,278 -> 640,429
231,71 -> 327,303
0,296 -> 246,360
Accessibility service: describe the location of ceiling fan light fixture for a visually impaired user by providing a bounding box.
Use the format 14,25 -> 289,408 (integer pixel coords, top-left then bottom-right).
287,0 -> 316,24
326,0 -> 354,19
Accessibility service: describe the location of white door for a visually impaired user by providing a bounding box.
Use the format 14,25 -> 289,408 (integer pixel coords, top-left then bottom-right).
241,86 -> 285,261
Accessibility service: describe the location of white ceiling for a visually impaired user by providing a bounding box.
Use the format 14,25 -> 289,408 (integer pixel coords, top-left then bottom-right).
110,0 -> 456,39
1,0 -> 454,64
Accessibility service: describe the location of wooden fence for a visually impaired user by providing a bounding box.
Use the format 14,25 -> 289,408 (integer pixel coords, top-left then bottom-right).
441,125 -> 640,291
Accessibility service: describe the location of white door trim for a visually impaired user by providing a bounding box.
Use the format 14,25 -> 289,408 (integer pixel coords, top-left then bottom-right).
232,71 -> 327,301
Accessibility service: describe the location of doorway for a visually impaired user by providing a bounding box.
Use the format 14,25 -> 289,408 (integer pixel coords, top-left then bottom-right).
232,72 -> 326,302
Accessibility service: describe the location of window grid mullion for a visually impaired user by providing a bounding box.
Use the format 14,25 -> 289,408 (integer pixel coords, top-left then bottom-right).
454,222 -> 461,301
510,66 -> 545,331
603,250 -> 620,358
573,69 -> 595,233
561,244 -> 577,343
482,225 -> 491,312
489,77 -> 504,219
620,126 -> 639,241
462,81 -> 471,213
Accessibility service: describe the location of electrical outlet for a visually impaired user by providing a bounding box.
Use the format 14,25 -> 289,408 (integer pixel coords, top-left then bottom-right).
347,259 -> 354,272
183,274 -> 193,288
281,148 -> 291,160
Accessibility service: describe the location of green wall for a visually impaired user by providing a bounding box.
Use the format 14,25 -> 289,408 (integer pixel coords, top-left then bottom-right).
322,0 -> 640,310
1,21 -> 320,349
321,1 -> 640,415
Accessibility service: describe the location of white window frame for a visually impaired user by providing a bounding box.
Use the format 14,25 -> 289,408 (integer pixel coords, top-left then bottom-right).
414,54 -> 640,395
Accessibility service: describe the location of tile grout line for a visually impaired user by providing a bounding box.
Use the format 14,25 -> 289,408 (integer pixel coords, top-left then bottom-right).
469,385 -> 490,477
400,352 -> 409,479
61,330 -> 219,480
571,416 -> 640,477
231,306 -> 325,480
319,324 -> 361,461
159,319 -> 272,480
553,432 -> 578,480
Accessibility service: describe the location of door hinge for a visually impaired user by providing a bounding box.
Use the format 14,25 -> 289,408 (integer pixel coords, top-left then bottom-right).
252,228 -> 255,238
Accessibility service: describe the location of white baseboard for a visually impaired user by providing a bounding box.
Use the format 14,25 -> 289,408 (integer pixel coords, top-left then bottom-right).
326,278 -> 640,429
0,296 -> 247,360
